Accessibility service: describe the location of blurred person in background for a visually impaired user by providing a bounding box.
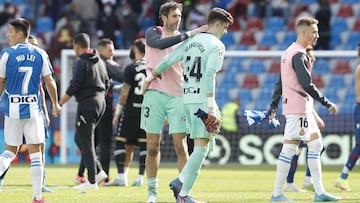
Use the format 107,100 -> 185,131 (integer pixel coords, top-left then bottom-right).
105,38 -> 147,187
221,97 -> 241,135
314,0 -> 331,50
59,33 -> 109,190
95,38 -> 123,183
335,44 -> 360,191
96,1 -> 120,47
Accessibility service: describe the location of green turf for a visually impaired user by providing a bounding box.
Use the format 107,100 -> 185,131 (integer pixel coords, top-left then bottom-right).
0,164 -> 358,202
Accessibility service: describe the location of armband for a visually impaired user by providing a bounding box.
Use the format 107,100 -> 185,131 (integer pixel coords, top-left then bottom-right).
115,104 -> 123,116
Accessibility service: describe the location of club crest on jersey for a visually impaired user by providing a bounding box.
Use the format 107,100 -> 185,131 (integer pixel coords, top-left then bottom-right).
10,94 -> 37,104
299,128 -> 305,136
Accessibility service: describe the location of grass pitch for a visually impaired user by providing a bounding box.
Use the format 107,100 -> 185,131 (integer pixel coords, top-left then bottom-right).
0,164 -> 359,203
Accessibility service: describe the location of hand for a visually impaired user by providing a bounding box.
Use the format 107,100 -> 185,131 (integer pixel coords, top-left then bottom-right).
190,25 -> 208,37
206,105 -> 222,133
268,108 -> 276,121
52,103 -> 61,117
45,114 -> 50,127
328,102 -> 338,115
142,80 -> 151,94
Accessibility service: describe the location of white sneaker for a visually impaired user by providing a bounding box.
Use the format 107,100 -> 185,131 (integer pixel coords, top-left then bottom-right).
72,180 -> 98,190
285,183 -> 306,192
95,170 -> 108,184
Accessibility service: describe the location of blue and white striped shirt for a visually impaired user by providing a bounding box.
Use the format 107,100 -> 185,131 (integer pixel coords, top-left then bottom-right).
0,43 -> 53,118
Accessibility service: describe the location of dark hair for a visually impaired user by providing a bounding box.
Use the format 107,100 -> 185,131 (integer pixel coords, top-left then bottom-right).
208,7 -> 234,25
9,18 -> 31,38
159,1 -> 183,25
97,38 -> 113,49
73,33 -> 90,49
129,47 -> 135,60
133,38 -> 146,54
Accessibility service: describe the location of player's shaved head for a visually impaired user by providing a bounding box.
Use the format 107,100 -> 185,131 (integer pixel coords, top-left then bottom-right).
296,17 -> 318,33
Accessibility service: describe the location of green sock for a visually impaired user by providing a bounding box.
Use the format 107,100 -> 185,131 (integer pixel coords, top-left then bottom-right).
147,177 -> 158,197
180,146 -> 208,194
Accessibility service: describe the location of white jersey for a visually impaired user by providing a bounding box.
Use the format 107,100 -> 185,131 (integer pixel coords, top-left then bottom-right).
0,43 -> 53,118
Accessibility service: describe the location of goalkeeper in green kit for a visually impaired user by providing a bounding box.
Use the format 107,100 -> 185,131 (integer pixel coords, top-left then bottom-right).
143,7 -> 233,203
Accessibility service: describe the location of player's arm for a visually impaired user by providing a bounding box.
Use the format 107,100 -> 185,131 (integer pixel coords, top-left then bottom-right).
43,74 -> 61,117
40,83 -> 50,126
143,43 -> 185,92
204,46 -> 224,125
146,25 -> 207,49
41,52 -> 61,117
268,75 -> 282,119
293,53 -> 337,114
0,77 -> 5,99
355,65 -> 360,103
113,82 -> 130,125
0,50 -> 9,98
60,60 -> 85,105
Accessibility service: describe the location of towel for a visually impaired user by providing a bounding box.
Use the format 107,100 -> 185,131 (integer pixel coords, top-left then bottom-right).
243,110 -> 280,129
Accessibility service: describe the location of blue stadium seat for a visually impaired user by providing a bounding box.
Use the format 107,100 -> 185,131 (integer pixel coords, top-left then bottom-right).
259,31 -> 278,47
328,75 -> 346,90
263,74 -> 278,87
265,17 -> 284,33
281,31 -> 296,47
324,89 -> 340,103
234,45 -> 249,50
342,0 -> 359,4
221,71 -> 238,88
216,88 -> 231,108
11,0 -> 26,5
221,32 -> 235,48
331,17 -> 348,33
238,89 -> 253,104
214,0 -> 233,9
313,59 -> 331,74
36,17 -> 53,33
247,59 -> 266,74
297,0 -> 317,3
227,58 -> 245,73
329,32 -> 342,49
140,17 -> 154,32
345,32 -> 360,47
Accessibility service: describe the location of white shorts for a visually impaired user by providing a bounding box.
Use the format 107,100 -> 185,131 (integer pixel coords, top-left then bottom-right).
4,115 -> 45,146
284,114 -> 320,141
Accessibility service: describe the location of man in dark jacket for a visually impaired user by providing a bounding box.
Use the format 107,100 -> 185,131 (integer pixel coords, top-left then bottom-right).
95,38 -> 123,183
59,33 -> 110,190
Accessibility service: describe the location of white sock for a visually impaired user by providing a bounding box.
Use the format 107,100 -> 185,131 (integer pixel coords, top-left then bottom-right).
30,152 -> 43,200
273,152 -> 292,196
124,167 -> 129,175
0,150 -> 16,176
307,152 -> 325,194
118,173 -> 125,180
303,176 -> 312,184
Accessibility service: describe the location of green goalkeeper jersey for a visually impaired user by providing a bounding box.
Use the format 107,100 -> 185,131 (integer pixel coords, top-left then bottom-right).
155,32 -> 225,104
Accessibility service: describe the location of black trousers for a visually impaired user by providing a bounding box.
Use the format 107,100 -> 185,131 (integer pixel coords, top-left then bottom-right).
75,97 -> 106,184
95,105 -> 113,179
